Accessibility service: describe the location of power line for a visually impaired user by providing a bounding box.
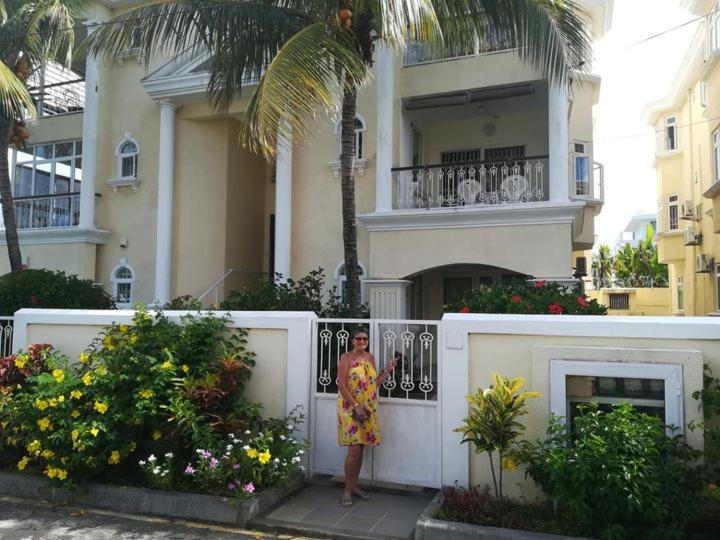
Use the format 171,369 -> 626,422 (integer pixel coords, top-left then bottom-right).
625,9 -> 717,48
596,114 -> 720,144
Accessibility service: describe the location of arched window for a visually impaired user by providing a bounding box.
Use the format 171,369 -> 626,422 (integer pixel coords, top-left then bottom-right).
335,261 -> 367,303
117,135 -> 139,179
334,115 -> 366,161
111,261 -> 135,308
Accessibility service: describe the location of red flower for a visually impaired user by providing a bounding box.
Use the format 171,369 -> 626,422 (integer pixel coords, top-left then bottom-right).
459,306 -> 471,314
29,294 -> 39,305
548,302 -> 564,315
577,295 -> 588,308
511,295 -> 522,304
533,281 -> 547,288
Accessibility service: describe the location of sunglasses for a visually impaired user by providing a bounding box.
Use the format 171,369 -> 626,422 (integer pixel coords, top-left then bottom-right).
354,336 -> 368,342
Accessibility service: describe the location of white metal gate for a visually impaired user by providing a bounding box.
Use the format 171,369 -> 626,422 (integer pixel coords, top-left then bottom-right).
309,318 -> 441,488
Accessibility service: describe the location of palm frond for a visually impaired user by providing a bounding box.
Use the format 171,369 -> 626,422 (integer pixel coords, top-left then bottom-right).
373,0 -> 442,49
241,22 -> 367,156
434,0 -> 592,89
0,58 -> 35,119
0,0 -> 7,25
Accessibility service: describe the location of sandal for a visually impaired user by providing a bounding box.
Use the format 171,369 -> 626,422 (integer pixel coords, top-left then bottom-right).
341,493 -> 353,508
352,488 -> 372,501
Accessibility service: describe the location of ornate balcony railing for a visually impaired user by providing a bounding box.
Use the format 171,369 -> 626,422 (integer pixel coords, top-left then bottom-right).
392,156 -> 549,210
404,34 -> 515,66
7,193 -> 81,229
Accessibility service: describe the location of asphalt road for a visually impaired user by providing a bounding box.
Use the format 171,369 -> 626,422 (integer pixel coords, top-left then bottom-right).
0,497 -> 313,540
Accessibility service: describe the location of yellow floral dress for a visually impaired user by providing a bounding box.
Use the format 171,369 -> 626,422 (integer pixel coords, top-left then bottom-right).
337,356 -> 381,446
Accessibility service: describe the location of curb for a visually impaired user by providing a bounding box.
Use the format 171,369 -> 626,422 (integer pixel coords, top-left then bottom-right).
0,471 -> 305,526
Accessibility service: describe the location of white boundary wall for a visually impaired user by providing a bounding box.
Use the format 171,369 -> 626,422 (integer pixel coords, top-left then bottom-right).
441,314 -> 720,491
12,309 -> 317,443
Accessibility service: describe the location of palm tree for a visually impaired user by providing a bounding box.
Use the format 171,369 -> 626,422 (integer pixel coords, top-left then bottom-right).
88,0 -> 591,316
1,0 -> 86,272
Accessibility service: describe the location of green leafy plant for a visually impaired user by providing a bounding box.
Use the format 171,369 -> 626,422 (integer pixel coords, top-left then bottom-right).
692,365 -> 720,505
446,280 -> 607,315
0,269 -> 115,315
520,403 -> 702,539
455,373 -> 539,500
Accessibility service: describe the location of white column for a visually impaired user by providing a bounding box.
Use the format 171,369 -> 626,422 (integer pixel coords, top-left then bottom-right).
375,45 -> 394,212
153,101 -> 177,304
366,279 -> 411,318
274,126 -> 292,283
548,83 -> 570,202
79,22 -> 101,229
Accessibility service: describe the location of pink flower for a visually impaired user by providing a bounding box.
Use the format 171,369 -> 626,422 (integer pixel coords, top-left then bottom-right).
228,482 -> 237,491
459,306 -> 471,314
184,465 -> 195,475
577,295 -> 588,308
243,482 -> 255,493
534,281 -> 547,288
511,295 -> 522,304
232,464 -> 241,470
548,302 -> 564,315
209,457 -> 219,469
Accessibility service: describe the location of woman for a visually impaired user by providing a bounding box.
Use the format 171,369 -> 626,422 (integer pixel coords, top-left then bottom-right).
337,327 -> 397,507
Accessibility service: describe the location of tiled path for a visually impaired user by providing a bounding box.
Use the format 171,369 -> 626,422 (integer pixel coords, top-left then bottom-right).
253,483 -> 436,540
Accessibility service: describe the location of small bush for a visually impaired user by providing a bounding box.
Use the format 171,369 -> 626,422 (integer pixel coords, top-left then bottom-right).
446,280 -> 607,315
0,269 -> 114,315
520,403 -> 702,538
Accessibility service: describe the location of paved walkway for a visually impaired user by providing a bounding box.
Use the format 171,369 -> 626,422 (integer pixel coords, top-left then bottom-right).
253,483 -> 436,540
0,496 -> 314,540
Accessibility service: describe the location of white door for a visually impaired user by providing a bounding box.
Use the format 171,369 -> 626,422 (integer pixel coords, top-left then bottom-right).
309,319 -> 441,488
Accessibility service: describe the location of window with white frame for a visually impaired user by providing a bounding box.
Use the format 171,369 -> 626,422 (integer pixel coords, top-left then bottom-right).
711,1 -> 720,52
668,195 -> 679,231
550,360 -> 683,430
677,275 -> 684,312
117,136 -> 139,179
111,262 -> 135,308
334,116 -> 366,161
664,116 -> 677,152
700,81 -> 708,107
11,141 -> 83,197
335,262 -> 366,303
573,142 -> 590,196
716,264 -> 720,312
713,129 -> 720,184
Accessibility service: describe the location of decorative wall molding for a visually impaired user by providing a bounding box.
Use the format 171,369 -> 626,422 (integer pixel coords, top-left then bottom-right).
0,227 -> 111,246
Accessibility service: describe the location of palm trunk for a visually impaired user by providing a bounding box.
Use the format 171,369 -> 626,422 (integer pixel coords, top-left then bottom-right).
339,87 -> 361,316
0,116 -> 23,273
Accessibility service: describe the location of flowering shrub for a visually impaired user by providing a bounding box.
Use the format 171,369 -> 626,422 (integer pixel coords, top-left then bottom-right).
0,308 -> 306,497
446,280 -> 607,315
0,343 -> 52,391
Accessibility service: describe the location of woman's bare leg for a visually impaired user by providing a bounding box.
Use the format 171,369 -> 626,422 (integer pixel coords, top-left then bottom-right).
344,445 -> 363,496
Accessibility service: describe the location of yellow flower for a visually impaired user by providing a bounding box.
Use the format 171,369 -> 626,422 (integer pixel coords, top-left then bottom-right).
160,360 -> 173,370
96,364 -> 107,376
246,448 -> 258,459
56,468 -> 68,480
152,430 -> 161,441
70,390 -> 83,399
17,456 -> 30,471
6,437 -> 17,446
14,356 -> 26,369
71,429 -> 80,441
93,401 -> 108,414
57,395 -> 65,403
79,352 -> 90,364
0,421 -> 6,429
71,410 -> 81,419
48,398 -> 57,408
61,457 -> 68,464
501,457 -> 517,472
138,389 -> 154,399
35,399 -> 49,411
119,324 -> 129,335
258,450 -> 271,464
82,373 -> 93,386
102,335 -> 115,351
181,364 -> 190,373
27,440 -> 41,453
45,466 -> 57,479
41,449 -> 54,459
108,450 -> 120,465
52,369 -> 65,383
90,427 -> 99,437
130,335 -> 139,345
129,441 -> 136,452
37,418 -> 51,432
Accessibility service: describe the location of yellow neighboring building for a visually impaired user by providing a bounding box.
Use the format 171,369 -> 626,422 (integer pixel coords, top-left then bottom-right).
1,1 -> 612,319
587,288 -> 670,316
645,0 -> 720,316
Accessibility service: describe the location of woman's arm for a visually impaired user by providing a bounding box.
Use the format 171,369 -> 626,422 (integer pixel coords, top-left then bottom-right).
373,353 -> 397,387
337,354 -> 359,408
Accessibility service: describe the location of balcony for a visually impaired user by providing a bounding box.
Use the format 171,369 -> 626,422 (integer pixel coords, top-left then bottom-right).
403,33 -> 515,66
26,62 -> 85,118
392,156 -> 549,210
8,193 -> 80,229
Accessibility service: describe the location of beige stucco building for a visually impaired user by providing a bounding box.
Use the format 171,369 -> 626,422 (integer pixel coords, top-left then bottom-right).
644,0 -> 720,316
3,1 -> 612,319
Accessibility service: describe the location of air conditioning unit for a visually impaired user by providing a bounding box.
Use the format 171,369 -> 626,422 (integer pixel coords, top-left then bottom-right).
574,256 -> 588,277
681,200 -> 696,220
696,253 -> 713,273
684,227 -> 701,246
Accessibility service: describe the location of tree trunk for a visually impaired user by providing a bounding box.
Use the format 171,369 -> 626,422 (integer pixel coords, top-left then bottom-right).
339,87 -> 362,316
0,115 -> 23,273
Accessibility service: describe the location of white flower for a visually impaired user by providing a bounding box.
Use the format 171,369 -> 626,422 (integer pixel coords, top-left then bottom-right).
243,445 -> 250,450
298,450 -> 305,455
291,456 -> 301,463
233,438 -> 241,444
279,435 -> 286,441
286,424 -> 294,430
244,430 -> 251,435
226,444 -> 233,451
300,465 -> 306,471
152,466 -> 161,475
160,470 -> 167,477
164,452 -> 174,459
196,448 -> 205,455
138,460 -> 146,466
273,458 -> 280,463
228,433 -> 235,439
148,454 -> 157,462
